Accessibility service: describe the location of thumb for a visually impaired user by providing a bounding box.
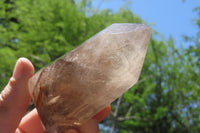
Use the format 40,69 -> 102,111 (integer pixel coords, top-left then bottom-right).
0,57 -> 34,133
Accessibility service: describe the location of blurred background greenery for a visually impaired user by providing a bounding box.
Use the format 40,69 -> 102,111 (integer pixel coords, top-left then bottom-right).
0,0 -> 199,132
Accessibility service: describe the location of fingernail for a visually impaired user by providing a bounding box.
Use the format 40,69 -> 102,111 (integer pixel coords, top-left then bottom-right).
12,57 -> 29,79
12,58 -> 23,79
93,105 -> 111,123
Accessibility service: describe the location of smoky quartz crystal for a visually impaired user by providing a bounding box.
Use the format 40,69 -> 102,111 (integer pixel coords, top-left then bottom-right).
28,23 -> 152,133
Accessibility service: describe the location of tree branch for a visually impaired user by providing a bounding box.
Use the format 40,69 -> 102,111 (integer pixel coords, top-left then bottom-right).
136,75 -> 153,85
117,116 -> 151,122
111,96 -> 122,133
125,106 -> 133,117
29,54 -> 46,65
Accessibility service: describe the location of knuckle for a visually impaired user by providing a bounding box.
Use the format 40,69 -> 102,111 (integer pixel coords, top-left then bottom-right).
0,89 -> 8,103
0,77 -> 17,114
8,77 -> 17,87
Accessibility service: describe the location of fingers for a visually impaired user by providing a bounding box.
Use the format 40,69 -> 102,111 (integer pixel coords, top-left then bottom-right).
18,107 -> 108,133
0,58 -> 34,133
17,109 -> 46,133
18,105 -> 111,133
93,105 -> 111,123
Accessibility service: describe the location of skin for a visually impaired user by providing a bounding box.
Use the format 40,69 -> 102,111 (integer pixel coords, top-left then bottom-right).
0,58 -> 111,133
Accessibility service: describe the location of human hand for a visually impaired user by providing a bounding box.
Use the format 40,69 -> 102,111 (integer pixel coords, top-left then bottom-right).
0,58 -> 111,133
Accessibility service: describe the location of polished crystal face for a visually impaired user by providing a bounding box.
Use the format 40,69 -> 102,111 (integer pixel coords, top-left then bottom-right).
28,23 -> 152,133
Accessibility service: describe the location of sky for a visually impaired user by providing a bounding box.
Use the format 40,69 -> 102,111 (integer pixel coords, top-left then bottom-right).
93,0 -> 200,48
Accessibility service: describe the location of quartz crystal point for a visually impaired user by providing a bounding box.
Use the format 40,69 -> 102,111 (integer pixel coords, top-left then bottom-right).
28,23 -> 152,133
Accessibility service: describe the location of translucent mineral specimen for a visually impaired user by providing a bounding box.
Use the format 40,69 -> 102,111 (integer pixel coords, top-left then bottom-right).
28,23 -> 152,133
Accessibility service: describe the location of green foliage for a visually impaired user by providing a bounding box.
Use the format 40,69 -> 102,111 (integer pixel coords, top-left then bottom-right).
0,0 -> 142,89
0,47 -> 17,88
0,0 -> 200,133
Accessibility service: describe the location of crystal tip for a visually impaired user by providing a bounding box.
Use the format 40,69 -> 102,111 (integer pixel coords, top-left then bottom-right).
101,23 -> 152,34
